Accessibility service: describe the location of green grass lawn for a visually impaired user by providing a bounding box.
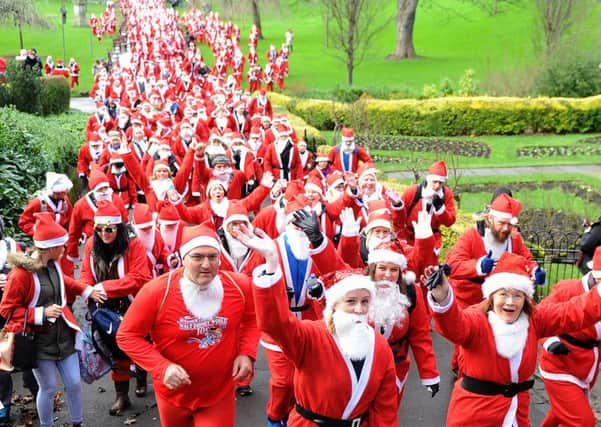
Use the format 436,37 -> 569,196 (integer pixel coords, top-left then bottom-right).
0,0 -> 115,92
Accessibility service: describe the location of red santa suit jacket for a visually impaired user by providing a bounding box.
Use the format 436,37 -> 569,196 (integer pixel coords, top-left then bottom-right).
328,144 -> 372,174
18,195 -> 73,237
116,269 -> 259,411
253,269 -> 398,426
0,254 -> 92,336
65,194 -> 128,262
192,156 -> 248,201
263,142 -> 304,182
539,276 -> 601,391
445,226 -> 534,308
430,285 -> 601,427
79,237 -> 151,298
77,143 -> 105,179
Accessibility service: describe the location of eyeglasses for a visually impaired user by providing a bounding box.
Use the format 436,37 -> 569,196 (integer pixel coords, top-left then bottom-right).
95,225 -> 117,234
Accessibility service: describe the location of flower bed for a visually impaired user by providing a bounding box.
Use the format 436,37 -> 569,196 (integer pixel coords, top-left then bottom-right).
516,145 -> 601,157
357,135 -> 491,158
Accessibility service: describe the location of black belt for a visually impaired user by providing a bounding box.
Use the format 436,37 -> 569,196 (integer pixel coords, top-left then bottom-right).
462,375 -> 534,398
295,403 -> 366,427
560,334 -> 600,349
289,304 -> 310,312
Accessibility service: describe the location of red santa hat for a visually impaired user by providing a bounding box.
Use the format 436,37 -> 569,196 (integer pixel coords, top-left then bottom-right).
206,179 -> 227,197
274,123 -> 291,138
285,195 -> 308,223
157,114 -> 173,128
32,212 -> 68,249
326,170 -> 345,189
260,115 -> 272,124
323,273 -> 375,321
367,240 -> 407,270
158,205 -> 180,225
130,113 -> 144,125
94,200 -> 123,225
230,132 -> 244,145
284,180 -> 306,202
482,252 -> 534,299
179,119 -> 193,129
341,127 -> 354,142
357,163 -> 377,184
132,203 -> 155,229
259,89 -> 266,96
153,159 -> 171,175
304,176 -> 324,195
426,160 -> 448,183
489,193 -> 521,226
249,126 -> 262,138
179,224 -> 221,259
315,149 -> 330,163
364,209 -> 392,234
46,172 -> 73,193
587,246 -> 601,278
88,169 -> 110,192
222,201 -> 250,230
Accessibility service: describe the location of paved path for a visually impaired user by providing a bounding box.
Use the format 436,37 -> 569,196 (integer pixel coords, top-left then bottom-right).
387,164 -> 601,180
70,97 -> 96,114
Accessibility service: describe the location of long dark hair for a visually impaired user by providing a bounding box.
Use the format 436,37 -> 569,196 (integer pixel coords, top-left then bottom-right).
92,223 -> 129,263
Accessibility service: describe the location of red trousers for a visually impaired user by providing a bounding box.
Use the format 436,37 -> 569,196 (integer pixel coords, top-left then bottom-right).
155,390 -> 235,427
264,347 -> 295,421
112,359 -> 132,382
541,379 -> 595,427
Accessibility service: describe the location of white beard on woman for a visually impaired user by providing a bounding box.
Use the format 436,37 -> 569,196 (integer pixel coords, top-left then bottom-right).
210,198 -> 229,218
150,179 -> 173,200
366,233 -> 391,252
160,224 -> 178,252
370,280 -> 410,332
421,185 -> 443,204
285,226 -> 311,260
333,311 -> 370,361
487,311 -> 529,359
135,227 -> 155,253
180,275 -> 224,320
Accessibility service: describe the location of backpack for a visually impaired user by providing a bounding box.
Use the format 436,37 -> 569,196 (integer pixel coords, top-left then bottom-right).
77,325 -> 111,384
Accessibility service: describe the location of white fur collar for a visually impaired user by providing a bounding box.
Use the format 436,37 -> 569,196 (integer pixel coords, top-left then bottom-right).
180,275 -> 224,320
487,311 -> 529,360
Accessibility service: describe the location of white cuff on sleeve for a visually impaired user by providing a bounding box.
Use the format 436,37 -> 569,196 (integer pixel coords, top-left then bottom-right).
542,336 -> 561,352
252,265 -> 283,288
475,256 -> 486,276
427,286 -> 454,313
434,204 -> 446,216
421,376 -> 441,386
81,286 -> 94,300
34,307 -> 44,325
66,255 -> 79,263
308,233 -> 328,255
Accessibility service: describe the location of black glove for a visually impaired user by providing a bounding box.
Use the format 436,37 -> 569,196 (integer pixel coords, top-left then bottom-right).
425,264 -> 451,291
306,274 -> 324,300
292,209 -> 323,247
427,383 -> 439,398
547,341 -> 570,355
432,194 -> 444,211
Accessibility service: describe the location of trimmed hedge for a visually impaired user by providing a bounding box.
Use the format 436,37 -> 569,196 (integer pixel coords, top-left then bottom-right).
269,93 -> 601,136
0,107 -> 87,237
40,76 -> 71,115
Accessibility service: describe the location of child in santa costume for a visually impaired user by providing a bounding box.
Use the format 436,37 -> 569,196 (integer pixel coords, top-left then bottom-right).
427,252 -> 601,427
538,246 -> 601,427
234,225 -> 398,427
0,213 -> 103,427
117,224 -> 259,427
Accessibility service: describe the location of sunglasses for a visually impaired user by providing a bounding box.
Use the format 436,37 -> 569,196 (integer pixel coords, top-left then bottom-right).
94,225 -> 117,234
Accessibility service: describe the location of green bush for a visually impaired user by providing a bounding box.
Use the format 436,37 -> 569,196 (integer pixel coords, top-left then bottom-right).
535,54 -> 601,98
5,60 -> 42,115
0,84 -> 11,108
40,76 -> 71,115
269,93 -> 601,136
0,107 -> 87,237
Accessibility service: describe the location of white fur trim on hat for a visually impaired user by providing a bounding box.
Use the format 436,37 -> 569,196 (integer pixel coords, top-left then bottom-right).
304,182 -> 323,195
367,249 -> 407,269
94,216 -> 122,225
323,274 -> 375,321
179,236 -> 221,260
364,219 -> 392,234
223,214 -> 250,230
482,272 -> 534,300
133,220 -> 155,229
206,180 -> 227,197
316,155 -> 330,162
92,181 -> 110,192
426,174 -> 447,183
34,233 -> 68,249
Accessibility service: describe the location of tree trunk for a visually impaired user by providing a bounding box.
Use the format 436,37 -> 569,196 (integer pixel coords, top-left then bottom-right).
386,0 -> 419,60
73,0 -> 88,27
17,20 -> 24,50
251,0 -> 263,39
346,59 -> 353,86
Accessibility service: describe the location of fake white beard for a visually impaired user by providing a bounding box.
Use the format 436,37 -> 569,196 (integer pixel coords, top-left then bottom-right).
342,142 -> 356,153
118,118 -> 128,128
361,188 -> 380,203
210,198 -> 229,218
94,189 -> 113,202
180,275 -> 224,320
275,139 -> 289,154
275,205 -> 287,235
487,310 -> 529,360
370,281 -> 410,333
421,185 -> 443,203
366,234 -> 391,252
160,225 -> 178,252
248,139 -> 261,152
180,131 -> 193,141
111,165 -> 127,175
333,311 -> 370,361
216,117 -> 228,129
135,227 -> 155,253
327,189 -> 343,202
212,168 -> 233,183
285,227 -> 311,261
158,150 -> 171,160
224,229 -> 249,260
206,144 -> 226,156
309,202 -> 322,216
90,147 -> 103,161
150,179 -> 173,200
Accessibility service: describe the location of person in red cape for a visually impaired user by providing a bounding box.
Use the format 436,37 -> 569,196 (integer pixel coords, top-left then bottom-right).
117,224 -> 259,427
